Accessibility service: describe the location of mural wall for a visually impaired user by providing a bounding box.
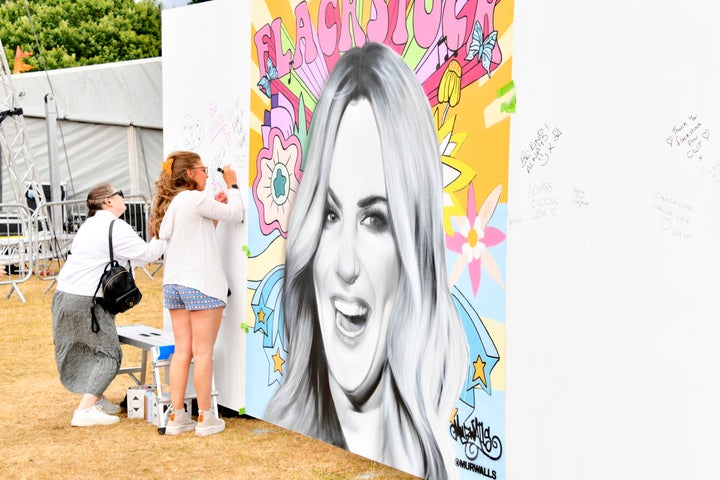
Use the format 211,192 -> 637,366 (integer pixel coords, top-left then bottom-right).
245,1 -> 514,479
506,0 -> 720,479
162,0 -> 251,410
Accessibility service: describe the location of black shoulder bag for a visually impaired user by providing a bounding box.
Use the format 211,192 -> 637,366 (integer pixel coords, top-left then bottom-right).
91,220 -> 142,332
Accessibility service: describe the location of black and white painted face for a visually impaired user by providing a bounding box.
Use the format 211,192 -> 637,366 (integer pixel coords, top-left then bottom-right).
313,98 -> 400,402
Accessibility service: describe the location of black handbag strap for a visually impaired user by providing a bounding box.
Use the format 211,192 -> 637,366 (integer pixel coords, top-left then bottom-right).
92,219 -> 117,298
107,220 -> 131,269
90,219 -> 118,333
108,219 -> 116,262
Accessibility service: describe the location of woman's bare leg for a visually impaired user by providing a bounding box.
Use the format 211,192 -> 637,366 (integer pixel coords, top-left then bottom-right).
189,307 -> 223,411
169,308 -> 193,411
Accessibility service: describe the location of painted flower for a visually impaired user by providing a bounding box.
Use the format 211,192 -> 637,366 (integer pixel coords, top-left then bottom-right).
438,60 -> 462,105
253,128 -> 302,237
446,183 -> 506,295
433,107 -> 475,236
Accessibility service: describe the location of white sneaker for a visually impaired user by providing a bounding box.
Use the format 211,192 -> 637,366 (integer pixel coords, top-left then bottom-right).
95,397 -> 121,415
71,405 -> 121,427
165,409 -> 196,435
195,409 -> 225,437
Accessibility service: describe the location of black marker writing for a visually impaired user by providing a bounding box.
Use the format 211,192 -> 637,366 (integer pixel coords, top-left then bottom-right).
450,414 -> 503,461
521,123 -> 562,174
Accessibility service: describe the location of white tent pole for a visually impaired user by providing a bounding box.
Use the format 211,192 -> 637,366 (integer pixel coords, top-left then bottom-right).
45,94 -> 62,232
136,127 -> 153,196
127,125 -> 139,195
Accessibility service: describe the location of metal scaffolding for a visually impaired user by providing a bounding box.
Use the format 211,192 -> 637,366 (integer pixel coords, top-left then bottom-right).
0,38 -> 62,300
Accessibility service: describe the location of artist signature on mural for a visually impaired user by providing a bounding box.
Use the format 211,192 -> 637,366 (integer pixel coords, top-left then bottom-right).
520,123 -> 562,174
450,414 -> 503,461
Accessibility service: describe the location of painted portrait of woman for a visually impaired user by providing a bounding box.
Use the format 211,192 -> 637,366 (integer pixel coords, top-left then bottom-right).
264,42 -> 469,480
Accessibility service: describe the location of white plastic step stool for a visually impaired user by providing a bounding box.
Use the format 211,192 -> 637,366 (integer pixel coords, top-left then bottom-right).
116,324 -> 218,434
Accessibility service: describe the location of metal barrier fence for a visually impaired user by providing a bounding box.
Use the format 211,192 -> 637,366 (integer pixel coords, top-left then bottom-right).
1,195 -> 157,301
0,203 -> 33,301
31,198 -> 85,282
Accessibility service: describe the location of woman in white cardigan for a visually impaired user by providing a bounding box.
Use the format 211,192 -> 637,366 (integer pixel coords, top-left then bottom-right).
151,151 -> 245,436
53,184 -> 166,427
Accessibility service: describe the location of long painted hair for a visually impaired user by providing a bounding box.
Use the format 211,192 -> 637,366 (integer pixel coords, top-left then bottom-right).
265,43 -> 468,479
151,150 -> 201,239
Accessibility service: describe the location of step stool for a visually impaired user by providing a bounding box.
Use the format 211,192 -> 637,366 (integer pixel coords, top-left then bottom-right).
116,324 -> 218,434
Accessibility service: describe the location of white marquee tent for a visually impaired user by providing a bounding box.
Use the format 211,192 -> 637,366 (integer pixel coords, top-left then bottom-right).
1,57 -> 163,203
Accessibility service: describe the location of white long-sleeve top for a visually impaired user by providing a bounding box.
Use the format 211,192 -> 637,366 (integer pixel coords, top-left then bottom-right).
159,188 -> 245,302
57,209 -> 166,297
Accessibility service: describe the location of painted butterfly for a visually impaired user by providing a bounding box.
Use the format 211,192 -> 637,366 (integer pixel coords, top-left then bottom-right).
465,21 -> 498,77
257,56 -> 279,98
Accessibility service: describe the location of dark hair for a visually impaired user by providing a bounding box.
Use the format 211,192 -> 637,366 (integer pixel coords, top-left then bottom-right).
86,183 -> 114,217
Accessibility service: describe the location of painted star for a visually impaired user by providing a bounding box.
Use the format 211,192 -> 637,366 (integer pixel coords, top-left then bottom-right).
449,407 -> 459,424
473,355 -> 487,386
263,332 -> 288,386
272,347 -> 285,374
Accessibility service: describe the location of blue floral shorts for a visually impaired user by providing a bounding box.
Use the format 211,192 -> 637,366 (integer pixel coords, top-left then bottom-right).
163,284 -> 225,311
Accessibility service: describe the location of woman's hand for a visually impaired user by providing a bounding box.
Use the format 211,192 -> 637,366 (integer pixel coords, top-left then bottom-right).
215,191 -> 228,204
221,164 -> 238,188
